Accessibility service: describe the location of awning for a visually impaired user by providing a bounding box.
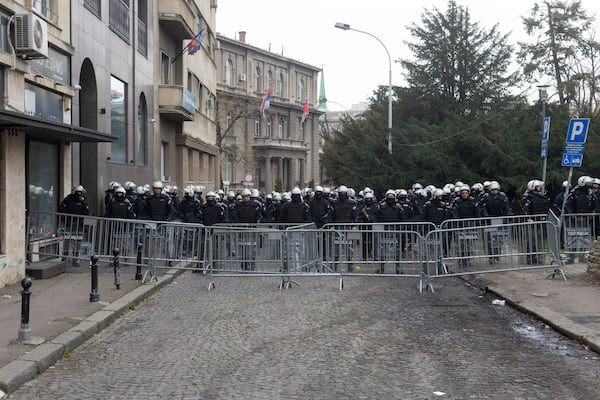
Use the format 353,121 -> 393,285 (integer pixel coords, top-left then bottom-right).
0,109 -> 116,143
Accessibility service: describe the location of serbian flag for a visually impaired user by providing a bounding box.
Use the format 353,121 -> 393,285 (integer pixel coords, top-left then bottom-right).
260,87 -> 271,118
301,98 -> 309,125
187,29 -> 204,55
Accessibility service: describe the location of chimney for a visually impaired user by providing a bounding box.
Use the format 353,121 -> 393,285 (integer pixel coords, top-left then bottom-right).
238,31 -> 246,43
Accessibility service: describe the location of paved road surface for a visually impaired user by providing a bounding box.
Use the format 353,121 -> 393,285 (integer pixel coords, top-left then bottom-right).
9,273 -> 600,399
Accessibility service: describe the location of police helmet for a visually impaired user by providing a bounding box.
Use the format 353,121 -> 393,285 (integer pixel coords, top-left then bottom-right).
72,185 -> 84,194
460,185 -> 470,193
227,191 -> 236,198
472,183 -> 483,192
593,178 -> 600,186
143,184 -> 151,193
337,185 -> 348,193
152,180 -> 163,189
433,188 -> 444,198
111,181 -> 121,190
314,185 -> 324,193
206,191 -> 217,198
136,186 -> 145,195
273,193 -> 282,201
365,192 -> 375,199
489,181 -> 501,191
115,186 -> 126,195
398,189 -> 408,197
217,189 -> 225,196
348,188 -> 355,197
385,189 -> 396,198
251,189 -> 260,198
184,187 -> 194,197
291,187 -> 302,195
126,181 -> 137,190
241,188 -> 251,196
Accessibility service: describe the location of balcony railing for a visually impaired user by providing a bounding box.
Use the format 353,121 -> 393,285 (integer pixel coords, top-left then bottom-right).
253,137 -> 307,150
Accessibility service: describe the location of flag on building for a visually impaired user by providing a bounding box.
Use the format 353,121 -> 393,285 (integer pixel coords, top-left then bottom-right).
301,98 -> 309,125
260,87 -> 271,118
187,29 -> 204,55
171,29 -> 204,63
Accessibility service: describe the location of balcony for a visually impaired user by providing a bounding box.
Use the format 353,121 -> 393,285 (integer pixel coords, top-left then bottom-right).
253,137 -> 308,151
158,85 -> 196,121
158,0 -> 195,40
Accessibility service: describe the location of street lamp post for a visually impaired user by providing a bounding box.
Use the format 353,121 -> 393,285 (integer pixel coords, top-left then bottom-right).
335,22 -> 393,154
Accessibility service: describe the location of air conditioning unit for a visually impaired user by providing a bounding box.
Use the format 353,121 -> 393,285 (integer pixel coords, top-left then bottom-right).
206,98 -> 214,109
211,0 -> 218,8
238,73 -> 247,82
14,13 -> 48,59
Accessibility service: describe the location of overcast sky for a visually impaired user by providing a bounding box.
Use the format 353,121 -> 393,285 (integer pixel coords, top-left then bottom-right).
216,0 -> 600,111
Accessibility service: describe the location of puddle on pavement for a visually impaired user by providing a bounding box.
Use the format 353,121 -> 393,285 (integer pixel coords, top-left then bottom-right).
491,299 -> 600,360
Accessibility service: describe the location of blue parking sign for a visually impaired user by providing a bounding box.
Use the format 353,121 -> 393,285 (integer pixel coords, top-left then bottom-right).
565,118 -> 590,143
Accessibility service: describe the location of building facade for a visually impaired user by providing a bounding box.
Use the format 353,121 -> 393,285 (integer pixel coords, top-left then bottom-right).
215,32 -> 322,193
155,0 -> 218,193
0,0 -> 116,288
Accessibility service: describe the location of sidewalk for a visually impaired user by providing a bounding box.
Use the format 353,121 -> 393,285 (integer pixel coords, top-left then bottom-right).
0,261 -> 599,395
0,262 -> 183,395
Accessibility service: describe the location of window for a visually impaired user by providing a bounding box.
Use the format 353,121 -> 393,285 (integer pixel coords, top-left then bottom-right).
136,93 -> 147,165
277,72 -> 284,97
225,58 -> 233,86
277,117 -> 284,138
266,117 -> 272,138
24,83 -> 62,122
254,119 -> 260,138
84,0 -> 101,17
255,65 -> 261,93
267,69 -> 273,91
226,112 -> 232,129
225,161 -> 233,182
160,51 -> 170,84
110,76 -> 127,163
161,141 -> 169,181
32,0 -> 55,22
27,141 -> 59,217
0,12 -> 10,53
298,77 -> 306,102
137,0 -> 148,56
298,117 -> 304,141
197,82 -> 204,111
109,0 -> 130,42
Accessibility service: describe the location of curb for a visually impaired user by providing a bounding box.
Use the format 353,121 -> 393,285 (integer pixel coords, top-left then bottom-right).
0,269 -> 184,394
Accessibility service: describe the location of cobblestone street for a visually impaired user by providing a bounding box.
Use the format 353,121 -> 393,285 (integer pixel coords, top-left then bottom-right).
9,273 -> 600,400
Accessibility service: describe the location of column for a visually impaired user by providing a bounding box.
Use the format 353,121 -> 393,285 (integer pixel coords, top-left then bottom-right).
277,157 -> 284,190
264,156 -> 272,193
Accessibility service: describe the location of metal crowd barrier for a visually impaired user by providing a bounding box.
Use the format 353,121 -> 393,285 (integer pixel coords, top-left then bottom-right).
27,211 -> 574,293
425,215 -> 565,287
557,212 -> 599,263
26,212 -> 209,278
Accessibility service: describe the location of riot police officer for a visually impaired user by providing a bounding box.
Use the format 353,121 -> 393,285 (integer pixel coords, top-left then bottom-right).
145,181 -> 173,221
279,187 -> 311,224
309,186 -> 332,228
105,186 -> 134,219
179,187 -> 202,223
59,185 -> 90,266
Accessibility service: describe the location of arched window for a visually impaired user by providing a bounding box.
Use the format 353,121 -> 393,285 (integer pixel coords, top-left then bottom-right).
266,117 -> 273,138
255,65 -> 261,93
299,77 -> 306,102
277,72 -> 284,97
277,117 -> 284,138
225,58 -> 233,86
267,69 -> 273,91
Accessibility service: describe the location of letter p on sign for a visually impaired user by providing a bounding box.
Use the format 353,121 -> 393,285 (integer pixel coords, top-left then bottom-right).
566,118 -> 590,143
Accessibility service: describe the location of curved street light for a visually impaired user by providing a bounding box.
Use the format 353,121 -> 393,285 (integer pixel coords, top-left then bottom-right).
335,22 -> 393,154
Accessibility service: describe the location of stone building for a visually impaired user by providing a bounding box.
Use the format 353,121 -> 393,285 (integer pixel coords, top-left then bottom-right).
215,32 -> 322,193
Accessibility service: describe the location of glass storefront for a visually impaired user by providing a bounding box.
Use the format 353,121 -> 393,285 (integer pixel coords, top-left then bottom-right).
27,141 -> 59,216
